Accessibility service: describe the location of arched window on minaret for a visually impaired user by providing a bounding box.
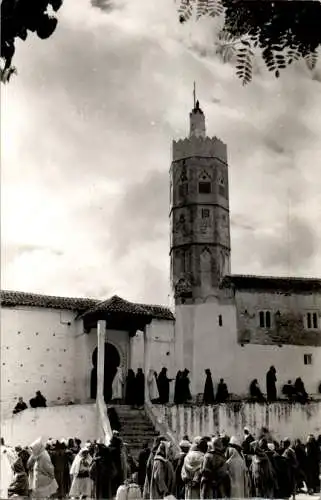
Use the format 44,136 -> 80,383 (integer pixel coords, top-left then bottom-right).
182,248 -> 190,274
200,247 -> 212,294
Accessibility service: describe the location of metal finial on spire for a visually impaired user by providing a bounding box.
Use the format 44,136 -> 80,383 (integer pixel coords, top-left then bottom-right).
193,81 -> 196,109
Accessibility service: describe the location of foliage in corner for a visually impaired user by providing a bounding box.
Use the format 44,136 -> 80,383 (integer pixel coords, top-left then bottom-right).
178,0 -> 321,85
1,0 -> 63,83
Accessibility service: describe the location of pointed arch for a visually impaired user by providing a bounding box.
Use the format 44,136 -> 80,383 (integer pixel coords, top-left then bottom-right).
198,169 -> 212,181
200,247 -> 212,292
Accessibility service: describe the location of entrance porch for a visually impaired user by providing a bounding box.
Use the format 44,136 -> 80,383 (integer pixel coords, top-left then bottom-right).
78,295 -> 153,404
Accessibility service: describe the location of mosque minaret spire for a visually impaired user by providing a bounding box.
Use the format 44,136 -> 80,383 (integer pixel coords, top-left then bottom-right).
170,87 -> 231,303
189,82 -> 206,138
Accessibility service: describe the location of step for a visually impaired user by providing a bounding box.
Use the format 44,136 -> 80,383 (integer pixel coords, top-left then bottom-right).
118,415 -> 151,421
120,433 -> 159,441
120,422 -> 156,429
117,412 -> 148,419
119,421 -> 153,428
120,428 -> 158,435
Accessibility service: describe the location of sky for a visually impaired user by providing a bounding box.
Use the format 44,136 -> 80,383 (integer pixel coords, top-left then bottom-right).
1,0 -> 321,306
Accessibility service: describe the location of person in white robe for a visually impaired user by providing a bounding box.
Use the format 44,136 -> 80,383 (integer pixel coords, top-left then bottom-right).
69,446 -> 93,499
225,436 -> 251,499
112,366 -> 124,401
147,369 -> 159,402
27,437 -> 58,498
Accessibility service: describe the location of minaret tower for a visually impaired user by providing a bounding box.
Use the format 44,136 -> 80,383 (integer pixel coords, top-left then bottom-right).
170,85 -> 231,304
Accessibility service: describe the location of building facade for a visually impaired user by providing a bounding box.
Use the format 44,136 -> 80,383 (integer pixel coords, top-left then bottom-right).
1,99 -> 321,415
0,292 -> 175,418
171,100 -> 321,397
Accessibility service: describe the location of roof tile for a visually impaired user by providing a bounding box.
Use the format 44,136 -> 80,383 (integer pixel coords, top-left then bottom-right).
0,290 -> 174,321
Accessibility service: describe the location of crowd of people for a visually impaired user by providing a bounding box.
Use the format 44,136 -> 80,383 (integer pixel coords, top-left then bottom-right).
12,367 -> 320,416
1,425 -> 320,499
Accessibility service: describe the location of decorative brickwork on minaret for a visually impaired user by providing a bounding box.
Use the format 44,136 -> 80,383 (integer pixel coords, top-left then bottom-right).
170,99 -> 231,304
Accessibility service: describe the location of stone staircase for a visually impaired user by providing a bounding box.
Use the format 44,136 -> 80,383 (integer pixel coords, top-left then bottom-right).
113,405 -> 159,459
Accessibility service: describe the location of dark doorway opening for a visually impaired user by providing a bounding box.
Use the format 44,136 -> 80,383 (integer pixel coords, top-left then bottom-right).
90,343 -> 121,403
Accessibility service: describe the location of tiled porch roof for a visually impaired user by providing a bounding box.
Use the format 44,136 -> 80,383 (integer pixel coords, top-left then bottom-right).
0,290 -> 174,321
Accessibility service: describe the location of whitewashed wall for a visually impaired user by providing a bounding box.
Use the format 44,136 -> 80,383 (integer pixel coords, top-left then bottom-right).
0,307 -> 79,418
154,402 -> 321,442
0,306 -> 132,418
1,404 -> 100,447
130,319 -> 176,376
175,301 -> 321,397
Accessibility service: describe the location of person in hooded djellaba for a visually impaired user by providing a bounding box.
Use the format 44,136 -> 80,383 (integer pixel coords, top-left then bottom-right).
147,369 -> 159,403
112,366 -> 125,404
27,437 -> 58,499
69,445 -> 94,499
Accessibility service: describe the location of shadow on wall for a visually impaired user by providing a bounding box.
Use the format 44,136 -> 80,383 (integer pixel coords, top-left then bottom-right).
90,343 -> 120,403
154,401 -> 321,443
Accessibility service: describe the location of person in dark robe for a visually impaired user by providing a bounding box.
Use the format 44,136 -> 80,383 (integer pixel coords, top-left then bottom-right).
174,370 -> 183,405
16,446 -> 31,473
135,368 -> 145,407
282,438 -> 299,498
203,369 -> 215,405
173,439 -> 191,499
216,378 -> 229,403
181,369 -> 192,403
13,397 -> 28,415
66,438 -> 78,464
249,379 -> 265,402
242,427 -> 255,456
51,441 -> 71,499
305,434 -> 320,494
249,440 -> 275,498
90,442 -> 116,500
7,456 -> 29,498
201,437 -> 231,499
149,441 -> 175,499
282,380 -> 296,401
137,443 -> 151,493
125,369 -> 136,406
157,367 -> 171,404
109,433 -> 126,497
294,439 -> 307,492
142,435 -> 168,499
74,438 -> 82,453
266,366 -> 277,402
29,390 -> 47,408
108,406 -> 122,432
294,377 -> 308,404
126,447 -> 138,477
267,442 -> 293,499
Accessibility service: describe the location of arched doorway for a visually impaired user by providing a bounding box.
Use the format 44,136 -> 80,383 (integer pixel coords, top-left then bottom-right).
90,343 -> 121,403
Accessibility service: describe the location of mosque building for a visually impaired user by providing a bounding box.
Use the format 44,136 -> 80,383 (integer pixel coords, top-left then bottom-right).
1,96 -> 320,418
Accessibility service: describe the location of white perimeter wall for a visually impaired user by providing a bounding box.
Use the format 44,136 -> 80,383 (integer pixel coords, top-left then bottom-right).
1,404 -> 100,447
0,307 -> 80,418
0,306 -> 132,418
175,302 -> 321,396
155,402 -> 321,442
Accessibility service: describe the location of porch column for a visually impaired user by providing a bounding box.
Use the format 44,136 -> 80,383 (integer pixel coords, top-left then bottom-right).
143,325 -> 152,402
97,320 -> 107,401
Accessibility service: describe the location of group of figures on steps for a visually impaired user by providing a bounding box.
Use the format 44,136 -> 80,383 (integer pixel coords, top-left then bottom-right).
111,367 -> 194,406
